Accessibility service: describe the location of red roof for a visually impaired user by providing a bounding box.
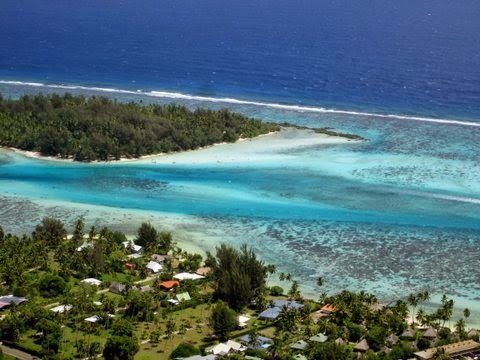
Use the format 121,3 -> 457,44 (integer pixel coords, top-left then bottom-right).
160,280 -> 180,289
0,302 -> 10,309
321,304 -> 337,313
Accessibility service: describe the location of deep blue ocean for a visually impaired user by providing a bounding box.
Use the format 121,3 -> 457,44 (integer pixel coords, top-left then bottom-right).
1,0 -> 480,321
1,0 -> 480,119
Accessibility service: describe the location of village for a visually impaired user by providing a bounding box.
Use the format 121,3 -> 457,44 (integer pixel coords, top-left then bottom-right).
0,218 -> 479,360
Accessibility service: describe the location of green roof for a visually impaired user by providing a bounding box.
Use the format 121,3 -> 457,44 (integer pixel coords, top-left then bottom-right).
176,292 -> 191,302
294,355 -> 308,360
309,333 -> 328,343
290,339 -> 308,350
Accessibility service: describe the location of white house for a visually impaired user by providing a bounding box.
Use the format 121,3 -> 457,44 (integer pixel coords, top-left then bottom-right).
122,240 -> 142,253
146,260 -> 163,273
173,272 -> 205,281
50,304 -> 73,313
81,278 -> 102,286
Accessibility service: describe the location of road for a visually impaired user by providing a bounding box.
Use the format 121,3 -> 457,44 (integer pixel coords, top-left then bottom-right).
0,343 -> 39,360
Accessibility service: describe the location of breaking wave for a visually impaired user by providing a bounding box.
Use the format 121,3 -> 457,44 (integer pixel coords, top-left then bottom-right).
1,80 -> 479,128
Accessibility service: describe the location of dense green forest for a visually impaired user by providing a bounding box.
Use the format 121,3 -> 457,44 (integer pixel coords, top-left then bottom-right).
0,93 -> 279,161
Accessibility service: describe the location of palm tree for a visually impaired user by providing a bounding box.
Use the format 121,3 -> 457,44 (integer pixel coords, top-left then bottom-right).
416,309 -> 427,327
165,317 -> 176,352
407,293 -> 419,325
288,280 -> 301,300
317,276 -> 324,288
464,308 -> 471,319
455,318 -> 467,340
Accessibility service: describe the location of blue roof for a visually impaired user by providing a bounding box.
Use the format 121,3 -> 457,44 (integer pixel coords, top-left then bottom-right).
239,334 -> 273,346
273,299 -> 303,310
258,307 -> 281,320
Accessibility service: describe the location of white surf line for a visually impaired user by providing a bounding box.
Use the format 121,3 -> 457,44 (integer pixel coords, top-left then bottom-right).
401,189 -> 480,205
2,80 -> 480,128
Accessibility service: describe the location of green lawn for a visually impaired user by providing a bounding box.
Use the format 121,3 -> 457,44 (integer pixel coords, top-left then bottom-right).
134,303 -> 214,360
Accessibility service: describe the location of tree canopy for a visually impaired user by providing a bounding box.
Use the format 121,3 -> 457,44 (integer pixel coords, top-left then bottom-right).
209,244 -> 268,311
0,93 -> 279,161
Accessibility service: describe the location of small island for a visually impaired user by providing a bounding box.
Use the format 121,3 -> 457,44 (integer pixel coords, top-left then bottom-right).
0,93 -> 364,162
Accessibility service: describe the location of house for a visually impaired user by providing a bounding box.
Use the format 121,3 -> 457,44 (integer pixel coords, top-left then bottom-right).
122,240 -> 142,253
258,307 -> 282,321
109,282 -> 126,294
293,355 -> 307,360
238,315 -> 250,328
209,340 -> 247,355
127,253 -> 142,259
335,337 -> 347,346
354,339 -> 370,353
370,303 -> 386,312
76,241 -> 93,252
468,329 -> 479,338
85,315 -> 101,323
386,334 -> 399,346
50,304 -> 73,313
401,327 -> 416,339
290,339 -> 308,351
81,278 -> 102,286
136,285 -> 152,293
258,299 -> 304,321
423,327 -> 437,340
320,304 -> 336,314
151,254 -> 170,263
414,340 -> 480,360
160,280 -> 180,290
0,295 -> 27,307
309,333 -> 328,343
196,267 -> 212,276
273,299 -> 303,310
169,292 -> 191,304
173,272 -> 205,281
146,260 -> 163,273
125,262 -> 135,271
238,334 -> 272,349
176,356 -> 216,360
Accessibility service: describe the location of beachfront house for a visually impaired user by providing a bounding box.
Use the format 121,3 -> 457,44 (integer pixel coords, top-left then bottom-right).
414,340 -> 480,359
258,299 -> 304,321
122,240 -> 142,253
196,266 -> 212,276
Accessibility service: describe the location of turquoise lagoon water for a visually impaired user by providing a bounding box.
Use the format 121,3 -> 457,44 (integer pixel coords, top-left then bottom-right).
1,83 -> 480,324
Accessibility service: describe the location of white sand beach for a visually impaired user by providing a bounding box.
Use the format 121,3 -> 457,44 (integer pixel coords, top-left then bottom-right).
2,127 -> 357,165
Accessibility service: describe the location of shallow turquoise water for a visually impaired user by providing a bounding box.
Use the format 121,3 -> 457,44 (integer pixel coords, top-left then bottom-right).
0,84 -> 479,323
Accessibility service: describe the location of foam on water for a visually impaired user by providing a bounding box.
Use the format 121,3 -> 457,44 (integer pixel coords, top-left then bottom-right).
2,80 -> 480,127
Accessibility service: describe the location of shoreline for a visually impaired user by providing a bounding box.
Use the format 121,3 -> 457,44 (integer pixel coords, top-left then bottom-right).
1,132 -> 277,164
1,128 -> 359,165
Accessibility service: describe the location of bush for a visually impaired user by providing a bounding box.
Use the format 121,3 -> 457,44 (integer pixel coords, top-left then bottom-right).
270,285 -> 284,296
169,342 -> 201,359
